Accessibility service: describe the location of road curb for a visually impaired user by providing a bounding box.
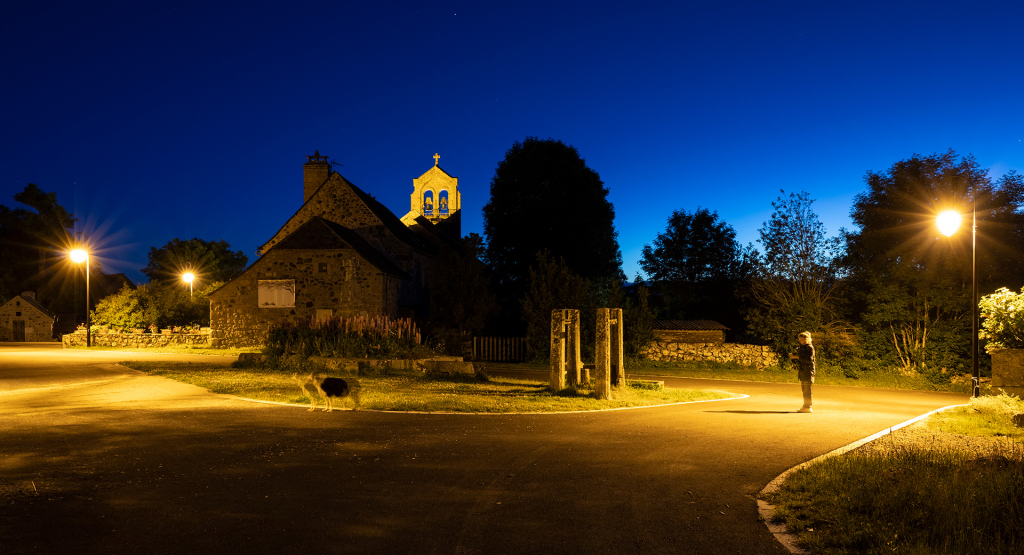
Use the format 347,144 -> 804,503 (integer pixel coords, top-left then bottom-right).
756,403 -> 968,554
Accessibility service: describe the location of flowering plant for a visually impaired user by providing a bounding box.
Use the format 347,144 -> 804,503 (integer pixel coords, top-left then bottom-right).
148,323 -> 158,333
979,287 -> 1024,352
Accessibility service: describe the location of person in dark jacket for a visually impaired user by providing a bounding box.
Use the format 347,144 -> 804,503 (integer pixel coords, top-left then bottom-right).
794,331 -> 815,413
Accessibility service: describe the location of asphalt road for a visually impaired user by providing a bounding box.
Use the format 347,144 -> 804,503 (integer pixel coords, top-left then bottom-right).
1,344 -> 968,554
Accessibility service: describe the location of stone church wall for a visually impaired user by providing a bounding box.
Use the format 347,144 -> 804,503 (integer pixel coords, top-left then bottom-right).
260,172 -> 434,314
641,341 -> 780,369
210,248 -> 400,348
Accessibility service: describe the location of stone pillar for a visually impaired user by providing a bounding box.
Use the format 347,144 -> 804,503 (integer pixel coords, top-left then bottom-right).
565,309 -> 581,386
610,308 -> 624,388
595,308 -> 611,400
550,310 -> 566,391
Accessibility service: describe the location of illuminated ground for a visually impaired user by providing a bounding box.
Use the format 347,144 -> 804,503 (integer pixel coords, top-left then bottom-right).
1,343 -> 967,555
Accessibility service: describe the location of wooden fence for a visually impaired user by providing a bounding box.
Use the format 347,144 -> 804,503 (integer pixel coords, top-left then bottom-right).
472,336 -> 528,362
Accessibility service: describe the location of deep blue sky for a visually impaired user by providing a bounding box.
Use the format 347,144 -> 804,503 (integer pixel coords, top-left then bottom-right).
3,1 -> 1022,285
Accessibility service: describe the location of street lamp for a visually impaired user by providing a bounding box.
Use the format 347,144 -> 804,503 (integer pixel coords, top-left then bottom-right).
937,206 -> 980,397
69,245 -> 91,348
183,271 -> 195,298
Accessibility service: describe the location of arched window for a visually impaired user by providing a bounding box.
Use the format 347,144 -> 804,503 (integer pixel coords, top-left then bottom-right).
423,190 -> 434,216
439,190 -> 449,216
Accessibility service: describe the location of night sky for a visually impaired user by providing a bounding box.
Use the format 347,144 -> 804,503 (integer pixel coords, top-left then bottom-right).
3,1 -> 1022,285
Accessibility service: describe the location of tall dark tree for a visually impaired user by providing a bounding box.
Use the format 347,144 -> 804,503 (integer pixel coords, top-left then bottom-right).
639,207 -> 747,331
846,150 -> 1024,371
745,191 -> 848,357
429,235 -> 499,336
483,137 -> 622,331
142,238 -> 248,286
0,184 -> 79,312
520,250 -> 595,361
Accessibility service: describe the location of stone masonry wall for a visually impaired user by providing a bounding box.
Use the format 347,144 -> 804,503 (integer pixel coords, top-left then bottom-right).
209,248 -> 397,348
259,172 -> 432,312
991,348 -> 1024,398
641,341 -> 780,369
0,299 -> 54,342
62,331 -> 210,348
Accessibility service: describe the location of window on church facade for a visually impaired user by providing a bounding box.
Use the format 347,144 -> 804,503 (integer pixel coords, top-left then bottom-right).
258,280 -> 295,308
343,258 -> 354,281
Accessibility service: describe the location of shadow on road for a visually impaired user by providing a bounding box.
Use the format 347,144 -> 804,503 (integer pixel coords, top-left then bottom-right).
704,410 -> 796,414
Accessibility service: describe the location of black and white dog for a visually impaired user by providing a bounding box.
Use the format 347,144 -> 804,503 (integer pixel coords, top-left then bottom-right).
293,372 -> 360,412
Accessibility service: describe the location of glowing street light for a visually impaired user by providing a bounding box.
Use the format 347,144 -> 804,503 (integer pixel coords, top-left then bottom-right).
937,206 -> 979,397
69,244 -> 91,348
936,210 -> 962,237
183,271 -> 195,298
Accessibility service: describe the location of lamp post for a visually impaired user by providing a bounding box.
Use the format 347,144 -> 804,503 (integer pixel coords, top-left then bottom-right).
69,244 -> 90,348
183,271 -> 195,298
937,205 -> 980,397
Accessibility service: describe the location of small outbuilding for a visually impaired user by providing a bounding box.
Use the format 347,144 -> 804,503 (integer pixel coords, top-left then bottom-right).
0,292 -> 55,342
651,320 -> 728,344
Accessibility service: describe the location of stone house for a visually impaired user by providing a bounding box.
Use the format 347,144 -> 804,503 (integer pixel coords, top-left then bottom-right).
0,292 -> 55,342
208,152 -> 461,347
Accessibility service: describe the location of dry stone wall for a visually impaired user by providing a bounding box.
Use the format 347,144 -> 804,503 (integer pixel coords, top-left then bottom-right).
991,348 -> 1024,398
62,331 -> 210,348
642,341 -> 780,369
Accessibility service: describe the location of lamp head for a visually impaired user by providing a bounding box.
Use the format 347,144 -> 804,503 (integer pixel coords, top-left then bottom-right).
937,210 -> 962,237
70,249 -> 88,263
183,272 -> 195,284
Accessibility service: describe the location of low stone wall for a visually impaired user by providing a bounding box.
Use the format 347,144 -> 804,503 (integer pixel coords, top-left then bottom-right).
62,331 -> 211,348
641,341 -> 780,369
991,348 -> 1024,398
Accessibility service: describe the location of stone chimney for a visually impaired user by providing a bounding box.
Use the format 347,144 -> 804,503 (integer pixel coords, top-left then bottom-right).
303,150 -> 331,203
21,291 -> 36,300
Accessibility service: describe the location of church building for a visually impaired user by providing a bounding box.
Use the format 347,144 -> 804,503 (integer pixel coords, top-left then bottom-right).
208,152 -> 461,347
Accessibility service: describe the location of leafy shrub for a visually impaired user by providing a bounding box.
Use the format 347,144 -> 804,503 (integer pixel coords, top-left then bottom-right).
980,287 -> 1024,352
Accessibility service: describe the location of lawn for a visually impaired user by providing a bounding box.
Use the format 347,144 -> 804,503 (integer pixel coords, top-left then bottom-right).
766,394 -> 1024,555
118,360 -> 738,413
627,359 -> 975,394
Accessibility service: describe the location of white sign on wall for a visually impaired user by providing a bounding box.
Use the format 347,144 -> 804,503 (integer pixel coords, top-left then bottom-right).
258,280 -> 295,308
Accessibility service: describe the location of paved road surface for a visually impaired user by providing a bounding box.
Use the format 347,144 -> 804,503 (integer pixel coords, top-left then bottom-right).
0,344 -> 967,554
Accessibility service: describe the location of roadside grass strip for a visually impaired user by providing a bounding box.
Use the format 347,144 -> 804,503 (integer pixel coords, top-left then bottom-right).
762,395 -> 1024,555
628,360 -> 974,394
119,361 -> 738,413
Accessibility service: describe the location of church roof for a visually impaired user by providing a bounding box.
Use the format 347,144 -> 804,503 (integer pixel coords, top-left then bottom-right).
273,217 -> 411,279
345,180 -> 439,256
258,171 -> 438,257
407,214 -> 461,251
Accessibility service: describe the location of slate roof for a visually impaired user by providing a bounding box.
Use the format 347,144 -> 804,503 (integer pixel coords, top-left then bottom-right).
268,217 -> 410,279
345,179 -> 439,256
652,320 -> 729,331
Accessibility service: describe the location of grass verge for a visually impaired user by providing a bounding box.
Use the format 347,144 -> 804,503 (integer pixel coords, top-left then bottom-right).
767,394 -> 1024,555
627,360 -> 973,394
118,360 -> 737,413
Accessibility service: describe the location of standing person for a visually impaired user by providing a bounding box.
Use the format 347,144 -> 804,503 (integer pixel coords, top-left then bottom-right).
793,331 -> 815,413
